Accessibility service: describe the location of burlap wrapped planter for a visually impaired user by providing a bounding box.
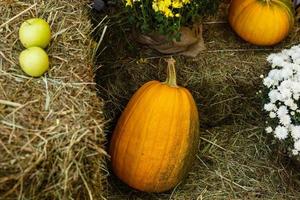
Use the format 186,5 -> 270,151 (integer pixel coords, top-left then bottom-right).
135,24 -> 206,57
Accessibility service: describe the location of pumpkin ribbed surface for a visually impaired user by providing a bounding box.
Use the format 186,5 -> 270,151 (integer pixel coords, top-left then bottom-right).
229,0 -> 294,46
109,60 -> 199,192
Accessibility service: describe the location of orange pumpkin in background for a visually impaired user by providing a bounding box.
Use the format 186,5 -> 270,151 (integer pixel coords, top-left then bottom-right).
228,0 -> 294,46
109,58 -> 199,192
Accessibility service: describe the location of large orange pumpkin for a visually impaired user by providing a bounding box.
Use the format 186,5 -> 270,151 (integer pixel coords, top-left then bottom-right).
228,0 -> 294,46
109,58 -> 199,192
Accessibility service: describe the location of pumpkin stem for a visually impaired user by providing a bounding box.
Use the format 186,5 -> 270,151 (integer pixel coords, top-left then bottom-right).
164,57 -> 178,87
263,0 -> 272,5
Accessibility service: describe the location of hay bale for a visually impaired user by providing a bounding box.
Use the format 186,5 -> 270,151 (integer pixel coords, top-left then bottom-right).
0,1 -> 107,199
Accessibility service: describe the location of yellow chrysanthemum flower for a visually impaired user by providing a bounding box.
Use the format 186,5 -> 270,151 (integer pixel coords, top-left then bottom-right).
163,8 -> 174,17
152,2 -> 159,12
125,0 -> 133,7
158,0 -> 171,10
152,0 -> 173,17
182,0 -> 190,4
152,0 -> 190,17
172,0 -> 184,8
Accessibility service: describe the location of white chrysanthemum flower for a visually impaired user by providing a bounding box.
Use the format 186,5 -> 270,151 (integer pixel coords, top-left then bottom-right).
271,56 -> 285,67
267,53 -> 277,64
265,127 -> 273,133
291,45 -> 300,51
280,88 -> 292,100
264,45 -> 300,156
268,90 -> 282,103
263,77 -> 275,88
292,149 -> 299,156
281,54 -> 291,61
284,98 -> 293,107
268,69 -> 282,82
277,106 -> 288,118
293,93 -> 300,100
282,49 -> 295,60
291,63 -> 300,72
291,126 -> 300,140
281,68 -> 293,80
281,79 -> 293,88
282,49 -> 290,55
274,126 -> 288,140
264,103 -> 277,112
294,140 -> 300,151
269,112 -> 276,118
294,59 -> 300,65
290,103 -> 298,111
292,51 -> 300,60
284,99 -> 297,110
279,115 -> 291,126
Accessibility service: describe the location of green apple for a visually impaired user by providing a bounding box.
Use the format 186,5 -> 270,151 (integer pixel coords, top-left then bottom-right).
19,18 -> 51,48
19,47 -> 49,77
